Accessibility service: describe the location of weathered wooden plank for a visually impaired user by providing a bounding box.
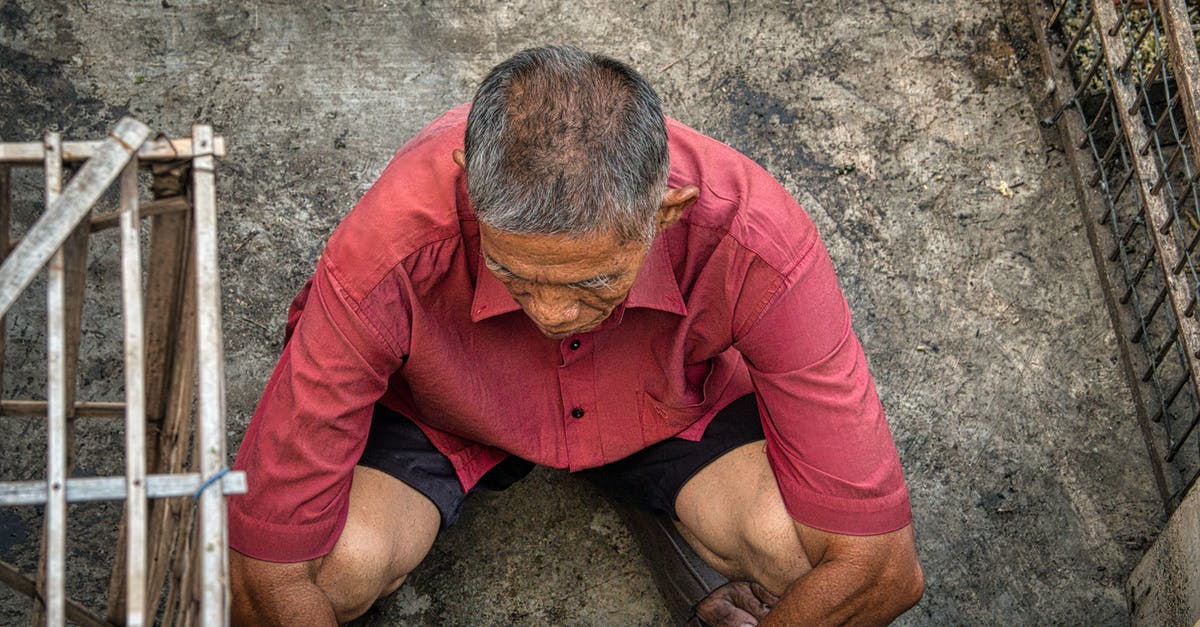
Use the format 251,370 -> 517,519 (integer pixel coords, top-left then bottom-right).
0,560 -> 110,627
0,165 -> 9,401
0,399 -> 125,418
120,157 -> 149,627
0,472 -> 247,506
0,117 -> 150,319
0,136 -> 227,163
145,208 -> 196,624
111,165 -> 194,625
6,196 -> 190,248
1159,0 -> 1200,173
192,123 -> 230,627
41,131 -> 67,627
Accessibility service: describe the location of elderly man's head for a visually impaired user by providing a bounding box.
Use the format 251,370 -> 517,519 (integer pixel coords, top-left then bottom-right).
463,45 -> 669,245
454,46 -> 698,339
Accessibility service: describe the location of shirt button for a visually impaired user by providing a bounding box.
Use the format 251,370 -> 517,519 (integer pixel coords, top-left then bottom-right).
571,407 -> 585,419
569,339 -> 581,350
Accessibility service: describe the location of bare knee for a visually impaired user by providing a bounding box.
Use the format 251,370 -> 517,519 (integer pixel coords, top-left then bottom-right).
315,466 -> 441,623
315,520 -> 428,623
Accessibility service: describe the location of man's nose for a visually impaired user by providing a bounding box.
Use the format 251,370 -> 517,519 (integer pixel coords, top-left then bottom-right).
524,289 -> 580,329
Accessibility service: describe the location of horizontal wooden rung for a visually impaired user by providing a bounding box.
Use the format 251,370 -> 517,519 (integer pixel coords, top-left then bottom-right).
6,196 -> 190,248
0,400 -> 126,418
0,471 -> 247,506
0,560 -> 109,627
0,136 -> 226,164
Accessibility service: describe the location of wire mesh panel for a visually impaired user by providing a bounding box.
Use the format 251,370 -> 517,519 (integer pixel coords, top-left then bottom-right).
1034,0 -> 1200,513
0,120 -> 245,626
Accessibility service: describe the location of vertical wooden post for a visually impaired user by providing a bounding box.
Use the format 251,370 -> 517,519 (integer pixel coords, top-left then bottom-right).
0,164 -> 9,394
191,124 -> 228,626
108,161 -> 196,624
119,158 -> 148,627
34,137 -> 91,627
42,131 -> 68,627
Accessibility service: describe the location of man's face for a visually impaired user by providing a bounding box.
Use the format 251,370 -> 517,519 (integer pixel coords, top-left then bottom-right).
479,223 -> 650,339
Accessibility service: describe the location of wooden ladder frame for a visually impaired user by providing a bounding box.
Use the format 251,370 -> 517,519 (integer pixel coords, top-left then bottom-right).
0,118 -> 246,626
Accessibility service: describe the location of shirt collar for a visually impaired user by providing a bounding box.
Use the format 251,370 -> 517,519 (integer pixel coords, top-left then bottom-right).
469,233 -> 687,323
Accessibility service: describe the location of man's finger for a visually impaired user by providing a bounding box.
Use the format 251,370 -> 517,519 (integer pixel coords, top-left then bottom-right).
749,581 -> 780,607
692,581 -> 774,626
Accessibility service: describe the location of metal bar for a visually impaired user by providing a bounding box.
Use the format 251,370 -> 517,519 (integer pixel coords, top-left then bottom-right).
1046,0 -> 1070,30
192,124 -> 229,626
0,400 -> 126,418
0,561 -> 110,627
1121,249 -> 1156,302
1151,371 -> 1191,423
119,157 -> 149,627
1143,329 -> 1179,381
1061,7 -> 1095,68
0,472 -> 247,506
1167,403 -> 1200,461
1131,285 -> 1169,343
1118,17 -> 1156,76
1141,92 -> 1183,156
43,131 -> 67,627
0,136 -> 227,164
1031,0 -> 1175,507
0,118 -> 150,319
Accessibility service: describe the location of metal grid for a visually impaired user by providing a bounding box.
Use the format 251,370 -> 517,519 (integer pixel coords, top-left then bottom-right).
1033,0 -> 1200,513
0,120 -> 246,626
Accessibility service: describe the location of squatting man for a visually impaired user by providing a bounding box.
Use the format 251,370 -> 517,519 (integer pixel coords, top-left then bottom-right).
228,46 -> 923,626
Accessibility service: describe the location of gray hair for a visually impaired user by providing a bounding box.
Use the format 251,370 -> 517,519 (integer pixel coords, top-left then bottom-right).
463,46 -> 669,245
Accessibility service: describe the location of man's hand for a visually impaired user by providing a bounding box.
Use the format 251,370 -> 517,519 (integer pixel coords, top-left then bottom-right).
689,581 -> 780,627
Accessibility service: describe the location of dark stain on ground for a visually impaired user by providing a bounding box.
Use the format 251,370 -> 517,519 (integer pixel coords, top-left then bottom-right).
0,509 -> 28,558
0,2 -> 123,140
0,0 -> 28,33
713,73 -> 835,176
964,19 -> 1021,91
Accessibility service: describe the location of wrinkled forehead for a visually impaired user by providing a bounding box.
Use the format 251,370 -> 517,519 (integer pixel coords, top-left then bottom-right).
479,223 -> 645,274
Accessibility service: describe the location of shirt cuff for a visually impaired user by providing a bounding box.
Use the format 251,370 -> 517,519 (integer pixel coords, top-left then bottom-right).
227,494 -> 347,563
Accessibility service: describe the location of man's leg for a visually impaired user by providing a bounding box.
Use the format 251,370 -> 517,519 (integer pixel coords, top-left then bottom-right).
672,441 -> 813,596
316,465 -> 442,619
230,465 -> 440,625
231,404 -> 531,626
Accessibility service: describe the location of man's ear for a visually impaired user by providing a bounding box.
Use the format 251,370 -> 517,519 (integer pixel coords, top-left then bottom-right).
656,185 -> 699,232
452,148 -> 467,171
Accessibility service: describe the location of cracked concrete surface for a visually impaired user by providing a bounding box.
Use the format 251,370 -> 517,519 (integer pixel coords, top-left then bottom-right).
0,1 -> 1163,624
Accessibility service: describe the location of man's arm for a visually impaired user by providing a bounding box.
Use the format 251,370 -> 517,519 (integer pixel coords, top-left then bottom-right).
763,523 -> 923,625
230,551 -> 336,627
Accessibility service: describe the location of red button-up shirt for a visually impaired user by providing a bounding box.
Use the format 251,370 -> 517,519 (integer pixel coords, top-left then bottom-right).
228,105 -> 912,562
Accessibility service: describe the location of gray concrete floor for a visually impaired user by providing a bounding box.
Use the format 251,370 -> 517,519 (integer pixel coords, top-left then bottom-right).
0,0 -> 1165,624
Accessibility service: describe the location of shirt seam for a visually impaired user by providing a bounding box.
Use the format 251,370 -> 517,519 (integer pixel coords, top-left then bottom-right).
731,235 -> 820,341
323,235 -> 461,362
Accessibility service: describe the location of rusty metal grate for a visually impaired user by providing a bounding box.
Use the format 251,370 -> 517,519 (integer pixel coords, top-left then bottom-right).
1033,0 -> 1200,513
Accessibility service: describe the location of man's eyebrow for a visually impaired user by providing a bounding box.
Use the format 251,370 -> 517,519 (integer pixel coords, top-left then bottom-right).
482,254 -> 520,278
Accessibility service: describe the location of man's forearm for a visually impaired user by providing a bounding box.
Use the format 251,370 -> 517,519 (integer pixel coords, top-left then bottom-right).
230,552 -> 339,627
232,577 -> 339,627
761,554 -> 924,626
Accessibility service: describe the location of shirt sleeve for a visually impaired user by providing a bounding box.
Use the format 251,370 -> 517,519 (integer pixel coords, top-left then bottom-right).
228,256 -> 408,562
733,238 -> 912,536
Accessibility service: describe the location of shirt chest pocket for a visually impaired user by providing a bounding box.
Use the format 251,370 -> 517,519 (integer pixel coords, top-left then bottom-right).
639,360 -> 715,445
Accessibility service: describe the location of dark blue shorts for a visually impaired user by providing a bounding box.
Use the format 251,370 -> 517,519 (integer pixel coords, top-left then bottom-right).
357,395 -> 764,528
